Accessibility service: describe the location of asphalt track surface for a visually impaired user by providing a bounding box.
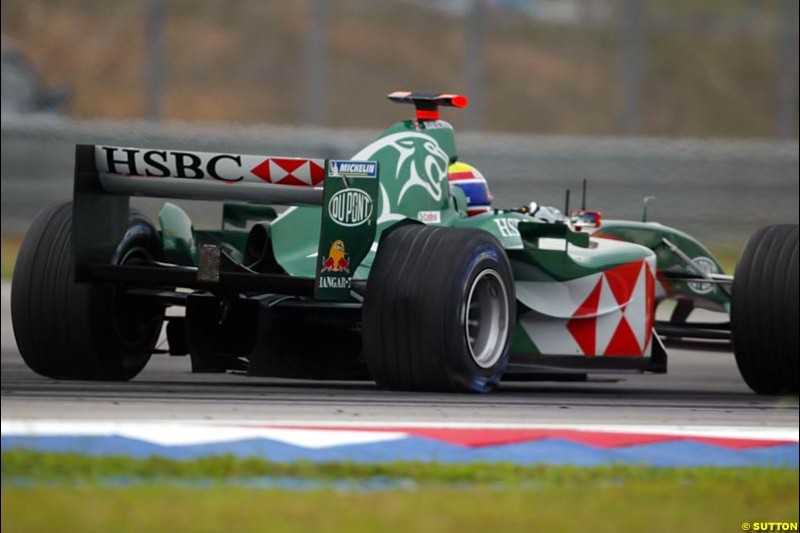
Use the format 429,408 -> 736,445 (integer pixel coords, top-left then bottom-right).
1,285 -> 798,429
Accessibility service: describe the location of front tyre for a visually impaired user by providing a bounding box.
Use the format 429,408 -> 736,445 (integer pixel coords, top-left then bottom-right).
731,224 -> 798,395
363,225 -> 515,393
11,201 -> 164,380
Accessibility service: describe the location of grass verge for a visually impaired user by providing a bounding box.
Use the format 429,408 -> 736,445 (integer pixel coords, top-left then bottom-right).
2,449 -> 797,485
3,484 -> 798,533
1,451 -> 798,533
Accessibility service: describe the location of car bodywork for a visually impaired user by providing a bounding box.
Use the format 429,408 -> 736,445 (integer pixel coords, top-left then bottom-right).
71,92 -> 667,380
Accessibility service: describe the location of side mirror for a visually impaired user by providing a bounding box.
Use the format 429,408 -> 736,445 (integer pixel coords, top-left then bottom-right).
569,209 -> 602,230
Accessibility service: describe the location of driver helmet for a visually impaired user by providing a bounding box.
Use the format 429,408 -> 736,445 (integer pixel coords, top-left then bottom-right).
528,202 -> 565,223
448,162 -> 492,216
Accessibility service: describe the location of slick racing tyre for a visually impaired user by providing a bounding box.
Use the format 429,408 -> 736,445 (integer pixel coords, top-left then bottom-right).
363,224 -> 515,393
731,224 -> 798,395
11,201 -> 164,380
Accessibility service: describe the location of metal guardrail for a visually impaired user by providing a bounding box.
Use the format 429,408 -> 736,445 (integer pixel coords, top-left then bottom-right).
2,115 -> 798,248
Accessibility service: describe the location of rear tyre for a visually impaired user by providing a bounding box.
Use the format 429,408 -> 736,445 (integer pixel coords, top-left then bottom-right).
731,224 -> 798,395
11,201 -> 164,380
363,225 -> 515,393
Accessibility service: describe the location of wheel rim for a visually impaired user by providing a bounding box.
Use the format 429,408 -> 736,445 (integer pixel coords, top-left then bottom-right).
464,269 -> 509,369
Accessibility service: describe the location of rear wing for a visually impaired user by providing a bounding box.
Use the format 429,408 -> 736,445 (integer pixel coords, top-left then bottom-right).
73,144 -> 379,301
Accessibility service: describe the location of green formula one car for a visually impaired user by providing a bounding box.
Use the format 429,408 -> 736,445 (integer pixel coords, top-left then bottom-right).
11,92 -> 799,394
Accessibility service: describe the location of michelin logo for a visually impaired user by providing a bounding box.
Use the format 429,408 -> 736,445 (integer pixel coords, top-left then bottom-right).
329,160 -> 378,178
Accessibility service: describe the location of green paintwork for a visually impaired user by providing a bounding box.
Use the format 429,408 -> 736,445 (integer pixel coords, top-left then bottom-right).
269,206 -> 321,277
314,164 -> 379,300
451,211 -> 527,249
594,219 -> 729,308
158,202 -> 196,266
449,185 -> 469,216
267,118 -> 656,291
454,213 -> 652,281
159,204 -> 258,268
270,119 -> 459,278
511,321 -> 540,356
519,221 -> 590,249
508,244 -> 653,283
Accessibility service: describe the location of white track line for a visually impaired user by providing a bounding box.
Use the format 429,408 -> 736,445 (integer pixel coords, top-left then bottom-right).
2,419 -> 798,443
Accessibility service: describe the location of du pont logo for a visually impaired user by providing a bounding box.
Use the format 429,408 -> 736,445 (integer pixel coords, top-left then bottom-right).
328,189 -> 373,227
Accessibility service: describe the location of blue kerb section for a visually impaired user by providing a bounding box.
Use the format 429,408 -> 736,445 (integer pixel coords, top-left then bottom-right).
2,436 -> 798,467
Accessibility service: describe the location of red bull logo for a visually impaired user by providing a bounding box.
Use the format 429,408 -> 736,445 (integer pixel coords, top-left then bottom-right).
321,239 -> 350,274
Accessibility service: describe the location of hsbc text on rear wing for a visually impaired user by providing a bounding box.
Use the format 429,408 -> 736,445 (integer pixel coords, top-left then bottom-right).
86,144 -> 328,204
73,144 -> 380,301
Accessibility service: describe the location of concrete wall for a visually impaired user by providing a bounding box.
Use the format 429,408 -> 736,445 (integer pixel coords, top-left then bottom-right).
2,116 -> 797,249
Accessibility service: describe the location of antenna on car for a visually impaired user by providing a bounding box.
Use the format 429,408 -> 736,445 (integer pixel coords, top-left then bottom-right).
581,179 -> 587,211
642,196 -> 656,222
